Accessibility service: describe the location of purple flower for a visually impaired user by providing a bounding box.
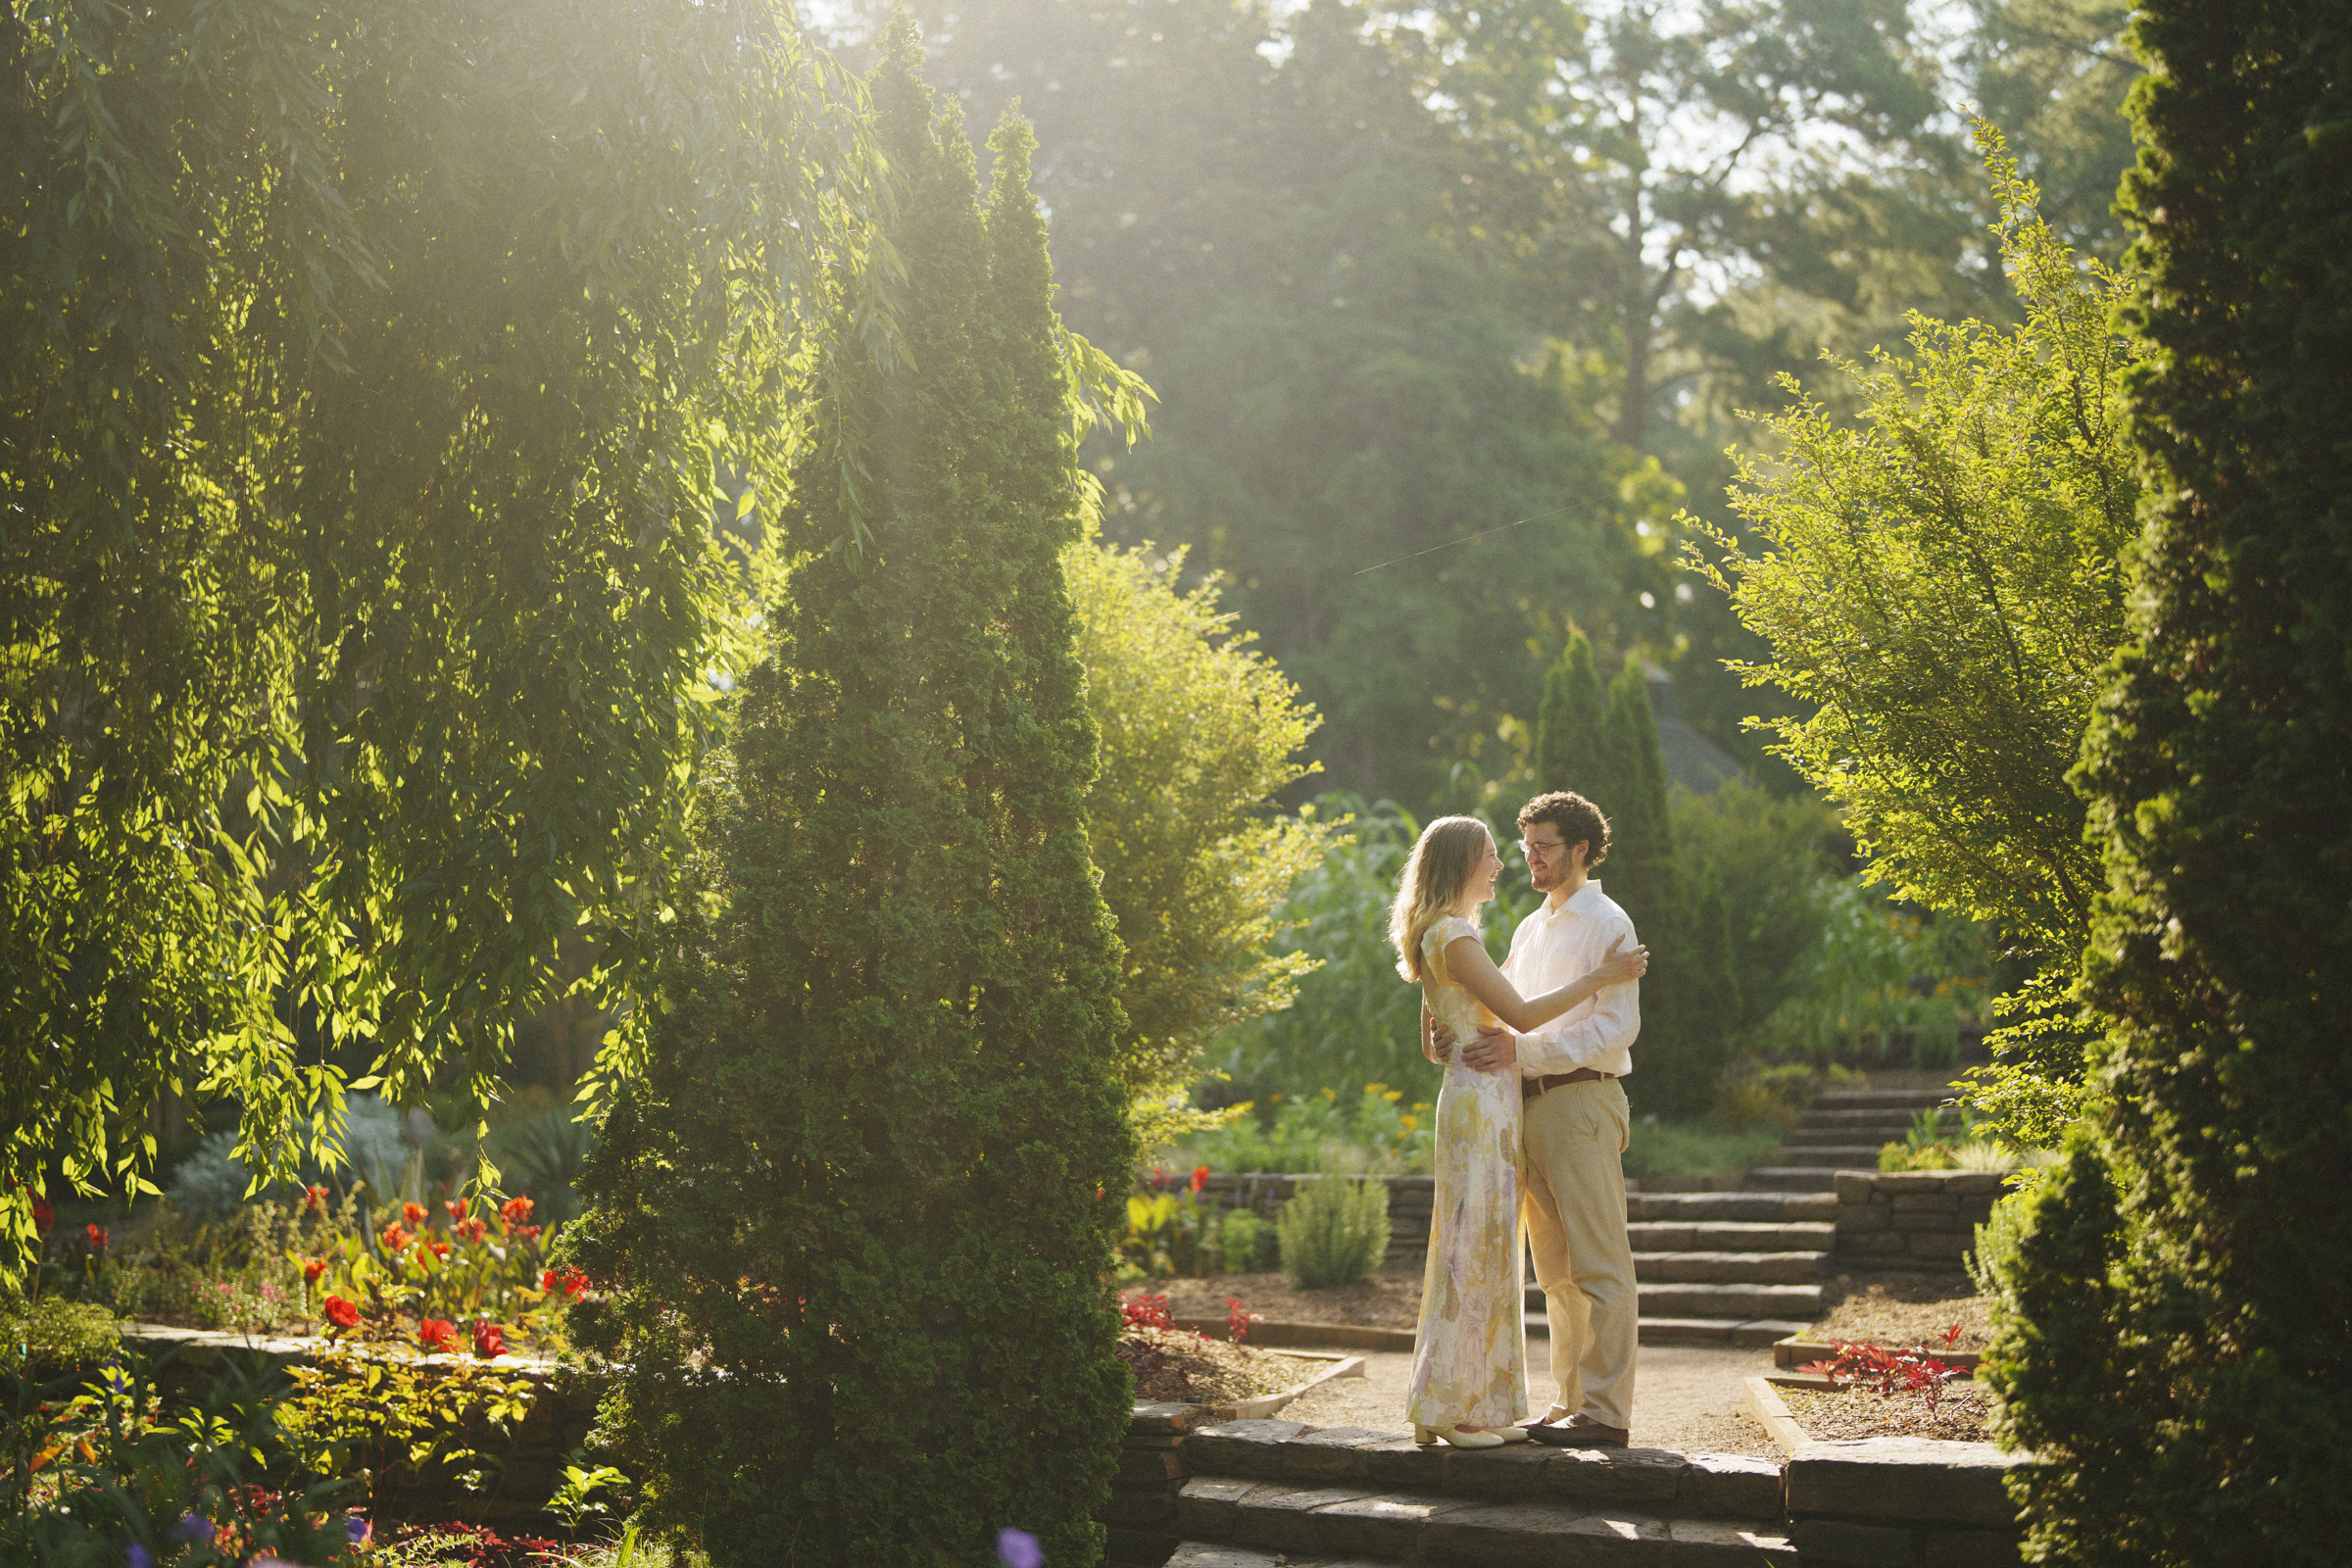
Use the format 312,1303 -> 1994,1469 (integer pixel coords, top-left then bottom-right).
126,1547 -> 154,1568
996,1527 -> 1044,1568
346,1513 -> 373,1546
171,1514 -> 217,1545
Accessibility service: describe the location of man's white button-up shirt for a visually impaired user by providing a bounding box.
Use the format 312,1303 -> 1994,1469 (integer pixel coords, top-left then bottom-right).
1500,878 -> 1642,1077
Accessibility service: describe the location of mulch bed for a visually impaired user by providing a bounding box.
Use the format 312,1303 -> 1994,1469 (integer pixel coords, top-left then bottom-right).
1781,1383 -> 1996,1444
1811,1275 -> 1993,1352
1116,1327 -> 1324,1405
1157,1266 -> 1425,1330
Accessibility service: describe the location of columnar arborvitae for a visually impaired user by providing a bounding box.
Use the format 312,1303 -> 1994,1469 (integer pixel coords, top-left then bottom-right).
1987,3 -> 2352,1561
568,24 -> 1133,1568
1599,657 -> 1672,901
1533,633 -> 1609,801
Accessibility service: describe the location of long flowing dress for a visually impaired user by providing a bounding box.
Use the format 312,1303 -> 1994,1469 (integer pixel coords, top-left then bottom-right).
1404,914 -> 1528,1431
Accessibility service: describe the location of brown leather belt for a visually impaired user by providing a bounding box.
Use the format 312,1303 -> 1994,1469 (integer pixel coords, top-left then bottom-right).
1523,1068 -> 1616,1099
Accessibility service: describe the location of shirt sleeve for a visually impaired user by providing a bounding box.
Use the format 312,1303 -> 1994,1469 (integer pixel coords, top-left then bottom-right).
1515,912 -> 1642,1073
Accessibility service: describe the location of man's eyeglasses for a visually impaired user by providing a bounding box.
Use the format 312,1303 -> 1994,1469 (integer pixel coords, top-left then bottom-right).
1518,838 -> 1570,859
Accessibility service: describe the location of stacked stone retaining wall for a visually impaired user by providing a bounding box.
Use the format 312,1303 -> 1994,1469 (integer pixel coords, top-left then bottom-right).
1830,1170 -> 2003,1272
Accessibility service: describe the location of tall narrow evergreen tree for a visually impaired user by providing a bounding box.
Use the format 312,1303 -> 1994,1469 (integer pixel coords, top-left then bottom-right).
1987,3 -> 2352,1560
1533,633 -> 1610,803
1600,657 -> 1673,906
567,24 -> 1133,1567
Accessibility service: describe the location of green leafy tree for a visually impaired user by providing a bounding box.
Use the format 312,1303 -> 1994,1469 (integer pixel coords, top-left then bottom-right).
0,0 -> 891,1268
886,0 -> 1656,806
1063,536 -> 1338,1146
566,28 -> 1136,1565
1988,4 -> 2352,1558
1689,128 -> 2141,1142
1960,0 -> 2141,260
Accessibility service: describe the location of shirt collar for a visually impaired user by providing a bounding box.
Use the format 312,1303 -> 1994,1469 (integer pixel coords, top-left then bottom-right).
1540,879 -> 1606,923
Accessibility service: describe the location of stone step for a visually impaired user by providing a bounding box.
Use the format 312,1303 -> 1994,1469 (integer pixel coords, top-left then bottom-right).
1626,1219 -> 1837,1252
1762,1145 -> 1885,1167
1633,1250 -> 1827,1285
1796,1105 -> 1954,1128
1811,1089 -> 1953,1111
1172,1416 -> 1788,1519
1635,1315 -> 1816,1347
1626,1191 -> 1838,1223
1635,1281 -> 1825,1318
1740,1167 -> 1851,1192
1533,1250 -> 1825,1316
1784,1124 -> 1920,1147
1168,1491 -> 1793,1567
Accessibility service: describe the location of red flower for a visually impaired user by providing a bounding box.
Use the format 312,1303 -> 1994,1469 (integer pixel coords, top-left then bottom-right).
85,1222 -> 108,1250
499,1196 -> 535,1228
304,1184 -> 329,1212
401,1201 -> 427,1226
1191,1165 -> 1210,1194
379,1222 -> 411,1251
426,1239 -> 450,1259
470,1320 -> 507,1359
323,1296 -> 361,1331
303,1259 -> 327,1286
31,1192 -> 54,1238
452,1217 -> 489,1244
542,1265 -> 590,1298
514,1224 -> 542,1242
444,1198 -> 468,1220
417,1318 -> 457,1352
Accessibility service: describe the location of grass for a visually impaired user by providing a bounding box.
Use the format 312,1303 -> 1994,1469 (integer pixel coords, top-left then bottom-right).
1621,1119 -> 1787,1180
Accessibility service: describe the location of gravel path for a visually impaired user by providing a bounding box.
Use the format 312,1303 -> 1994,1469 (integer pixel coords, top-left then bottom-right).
1277,1341 -> 1780,1459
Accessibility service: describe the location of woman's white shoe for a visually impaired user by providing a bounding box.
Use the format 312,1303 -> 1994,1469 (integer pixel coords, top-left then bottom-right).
1413,1423 -> 1505,1449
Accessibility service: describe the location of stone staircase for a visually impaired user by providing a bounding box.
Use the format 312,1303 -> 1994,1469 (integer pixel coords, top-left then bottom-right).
1743,1090 -> 1955,1192
1153,1415 -> 1791,1567
1600,1089 -> 1958,1345
1551,1190 -> 1838,1348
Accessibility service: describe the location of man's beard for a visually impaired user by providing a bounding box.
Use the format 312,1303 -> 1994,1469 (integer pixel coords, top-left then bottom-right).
1529,863 -> 1561,893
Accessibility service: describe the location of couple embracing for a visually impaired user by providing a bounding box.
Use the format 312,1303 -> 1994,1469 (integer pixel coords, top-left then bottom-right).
1387,791 -> 1647,1450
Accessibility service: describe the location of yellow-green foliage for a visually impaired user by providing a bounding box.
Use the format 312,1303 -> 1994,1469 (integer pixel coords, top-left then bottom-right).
0,1297 -> 118,1372
1278,1177 -> 1392,1291
1690,126 -> 2142,1145
1064,538 -> 1336,1142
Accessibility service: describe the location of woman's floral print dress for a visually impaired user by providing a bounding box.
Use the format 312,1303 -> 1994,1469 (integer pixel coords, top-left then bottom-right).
1405,914 -> 1528,1431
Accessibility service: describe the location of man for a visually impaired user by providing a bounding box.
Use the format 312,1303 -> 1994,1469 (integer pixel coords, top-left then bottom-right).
1433,790 -> 1642,1447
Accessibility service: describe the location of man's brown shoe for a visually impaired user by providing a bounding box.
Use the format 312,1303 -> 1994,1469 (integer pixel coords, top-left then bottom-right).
1527,1415 -> 1629,1448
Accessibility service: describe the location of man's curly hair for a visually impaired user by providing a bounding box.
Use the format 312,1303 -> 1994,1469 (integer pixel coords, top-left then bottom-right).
1516,790 -> 1610,868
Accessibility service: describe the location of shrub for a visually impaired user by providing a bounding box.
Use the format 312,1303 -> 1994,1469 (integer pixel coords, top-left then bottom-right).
0,1297 -> 118,1374
567,34 -> 1138,1568
1170,1085 -> 1434,1176
1277,1177 -> 1391,1290
1217,1209 -> 1275,1275
1988,6 -> 2352,1560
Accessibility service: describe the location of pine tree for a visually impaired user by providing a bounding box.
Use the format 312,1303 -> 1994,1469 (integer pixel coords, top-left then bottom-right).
1533,633 -> 1610,803
1986,3 -> 2352,1560
567,24 -> 1133,1567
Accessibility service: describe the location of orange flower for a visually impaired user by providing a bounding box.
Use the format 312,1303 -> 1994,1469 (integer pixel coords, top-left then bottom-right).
453,1217 -> 489,1244
1191,1165 -> 1210,1194
444,1198 -> 468,1221
379,1222 -> 411,1251
417,1318 -> 457,1351
85,1223 -> 108,1250
323,1296 -> 361,1331
499,1196 -> 535,1228
514,1224 -> 542,1242
401,1201 -> 427,1226
542,1266 -> 591,1298
428,1240 -> 451,1259
305,1184 -> 330,1212
303,1259 -> 327,1286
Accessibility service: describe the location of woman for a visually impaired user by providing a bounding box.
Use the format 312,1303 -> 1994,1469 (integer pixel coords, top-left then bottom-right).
1391,815 -> 1648,1447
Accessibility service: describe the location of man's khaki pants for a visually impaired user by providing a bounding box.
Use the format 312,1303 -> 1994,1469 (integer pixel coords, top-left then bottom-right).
1521,1077 -> 1637,1429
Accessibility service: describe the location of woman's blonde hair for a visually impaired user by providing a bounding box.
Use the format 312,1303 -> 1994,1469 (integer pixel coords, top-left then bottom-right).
1389,816 -> 1494,982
